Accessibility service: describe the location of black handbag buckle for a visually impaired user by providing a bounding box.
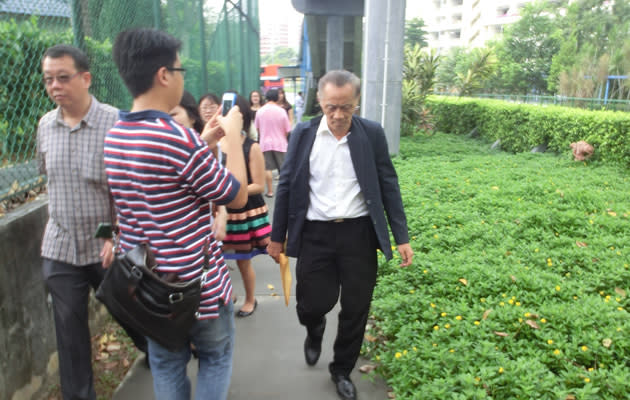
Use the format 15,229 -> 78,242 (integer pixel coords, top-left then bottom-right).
169,292 -> 184,304
130,266 -> 142,280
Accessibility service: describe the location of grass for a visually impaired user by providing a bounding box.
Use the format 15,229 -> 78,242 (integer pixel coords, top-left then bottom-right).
365,132 -> 630,399
45,317 -> 140,400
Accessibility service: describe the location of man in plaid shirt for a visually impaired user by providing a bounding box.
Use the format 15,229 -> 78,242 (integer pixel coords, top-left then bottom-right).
37,44 -> 145,400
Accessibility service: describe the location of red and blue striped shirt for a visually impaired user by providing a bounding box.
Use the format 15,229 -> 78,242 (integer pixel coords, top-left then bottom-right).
104,110 -> 240,319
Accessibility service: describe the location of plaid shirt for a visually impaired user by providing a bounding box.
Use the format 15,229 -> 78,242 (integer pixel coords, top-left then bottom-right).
37,96 -> 118,266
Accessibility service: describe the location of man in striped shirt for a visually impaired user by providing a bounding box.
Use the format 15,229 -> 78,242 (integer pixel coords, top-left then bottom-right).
106,29 -> 247,400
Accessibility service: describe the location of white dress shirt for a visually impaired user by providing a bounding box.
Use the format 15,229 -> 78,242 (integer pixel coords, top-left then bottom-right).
306,116 -> 369,221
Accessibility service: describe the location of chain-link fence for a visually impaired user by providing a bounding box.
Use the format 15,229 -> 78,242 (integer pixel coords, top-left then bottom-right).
0,0 -> 260,204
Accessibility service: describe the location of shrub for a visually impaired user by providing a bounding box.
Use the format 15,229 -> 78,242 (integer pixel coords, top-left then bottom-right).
427,96 -> 630,166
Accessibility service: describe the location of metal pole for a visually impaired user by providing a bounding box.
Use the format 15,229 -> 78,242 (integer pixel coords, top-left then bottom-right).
362,0 -> 405,154
70,0 -> 85,50
326,16 -> 344,71
153,0 -> 161,30
199,0 -> 208,94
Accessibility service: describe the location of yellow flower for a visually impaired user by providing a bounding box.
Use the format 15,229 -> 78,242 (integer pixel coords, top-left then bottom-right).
423,269 -> 428,274
524,312 -> 531,317
413,346 -> 417,352
480,298 -> 486,303
432,343 -> 437,347
499,301 -> 505,307
547,339 -> 554,345
553,349 -> 561,355
498,367 -> 504,373
508,299 -> 514,305
433,325 -> 439,331
535,248 -> 539,252
474,321 -> 480,325
584,378 -> 590,383
502,293 -> 507,298
441,312 -> 447,317
409,289 -> 415,294
395,352 -> 402,359
475,376 -> 481,382
588,367 -> 594,372
430,303 -> 436,308
433,234 -> 439,239
432,225 -> 437,229
518,318 -> 523,323
449,349 -> 455,353
403,350 -> 408,355
555,285 -> 561,291
444,323 -> 451,329
581,346 -> 588,352
515,302 -> 521,306
618,307 -> 624,311
541,318 -> 547,323
455,315 -> 462,320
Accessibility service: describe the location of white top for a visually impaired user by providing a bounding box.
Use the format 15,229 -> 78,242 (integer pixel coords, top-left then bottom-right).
306,116 -> 369,221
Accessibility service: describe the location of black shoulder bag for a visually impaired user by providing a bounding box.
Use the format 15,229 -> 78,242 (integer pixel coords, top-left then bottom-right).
96,243 -> 202,351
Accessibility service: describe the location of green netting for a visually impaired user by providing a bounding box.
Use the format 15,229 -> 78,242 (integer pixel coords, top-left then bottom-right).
0,0 -> 260,203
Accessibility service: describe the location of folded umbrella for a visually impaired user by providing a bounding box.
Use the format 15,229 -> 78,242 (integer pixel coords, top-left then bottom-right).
278,245 -> 291,306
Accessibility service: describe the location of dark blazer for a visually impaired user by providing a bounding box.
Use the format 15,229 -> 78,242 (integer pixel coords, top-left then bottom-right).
270,115 -> 409,260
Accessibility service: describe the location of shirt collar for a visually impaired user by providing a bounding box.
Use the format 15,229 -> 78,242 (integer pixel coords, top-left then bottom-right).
118,108 -> 172,122
54,95 -> 99,128
316,114 -> 352,141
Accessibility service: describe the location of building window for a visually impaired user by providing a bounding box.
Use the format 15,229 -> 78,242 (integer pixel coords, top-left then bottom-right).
452,30 -> 461,39
497,6 -> 509,16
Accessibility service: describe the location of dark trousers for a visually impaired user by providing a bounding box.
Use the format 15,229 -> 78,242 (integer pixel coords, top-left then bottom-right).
296,216 -> 378,376
43,258 -> 146,400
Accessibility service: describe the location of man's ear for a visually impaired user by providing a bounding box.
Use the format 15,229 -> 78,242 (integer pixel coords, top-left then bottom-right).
155,66 -> 170,88
82,71 -> 92,89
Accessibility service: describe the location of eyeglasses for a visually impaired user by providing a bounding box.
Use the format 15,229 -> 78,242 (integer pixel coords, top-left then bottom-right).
200,104 -> 218,112
323,104 -> 359,114
42,72 -> 81,86
167,66 -> 186,78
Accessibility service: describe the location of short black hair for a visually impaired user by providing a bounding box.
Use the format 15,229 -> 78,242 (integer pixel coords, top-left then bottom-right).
231,92 -> 252,133
179,90 -> 204,133
112,28 -> 181,98
42,44 -> 89,72
265,89 -> 279,102
199,93 -> 220,106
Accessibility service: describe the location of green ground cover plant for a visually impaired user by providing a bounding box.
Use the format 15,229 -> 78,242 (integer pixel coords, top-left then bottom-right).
365,133 -> 630,399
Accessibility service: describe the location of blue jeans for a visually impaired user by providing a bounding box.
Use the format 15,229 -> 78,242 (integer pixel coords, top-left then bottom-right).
147,300 -> 235,400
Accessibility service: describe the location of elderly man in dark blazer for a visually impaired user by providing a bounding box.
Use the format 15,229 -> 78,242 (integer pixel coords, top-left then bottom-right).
268,70 -> 413,400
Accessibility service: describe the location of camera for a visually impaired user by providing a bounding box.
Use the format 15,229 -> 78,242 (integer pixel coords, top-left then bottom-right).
221,92 -> 237,116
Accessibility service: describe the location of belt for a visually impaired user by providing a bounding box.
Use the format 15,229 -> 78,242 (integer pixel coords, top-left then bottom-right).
307,216 -> 370,224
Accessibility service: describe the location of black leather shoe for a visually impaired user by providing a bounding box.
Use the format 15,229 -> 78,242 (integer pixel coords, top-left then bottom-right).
331,374 -> 357,400
304,317 -> 326,366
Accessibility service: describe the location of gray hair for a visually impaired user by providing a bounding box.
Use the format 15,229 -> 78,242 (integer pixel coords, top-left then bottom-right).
318,70 -> 361,98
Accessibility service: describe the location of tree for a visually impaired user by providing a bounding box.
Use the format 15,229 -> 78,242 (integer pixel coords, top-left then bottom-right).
435,47 -> 467,93
262,46 -> 297,66
402,44 -> 440,135
491,2 -> 562,94
454,47 -> 497,96
405,18 -> 427,48
549,0 -> 630,98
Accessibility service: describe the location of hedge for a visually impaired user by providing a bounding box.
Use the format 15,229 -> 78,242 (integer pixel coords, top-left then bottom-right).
426,95 -> 630,166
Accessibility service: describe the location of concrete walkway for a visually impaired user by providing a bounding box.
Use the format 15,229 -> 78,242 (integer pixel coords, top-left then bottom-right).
113,191 -> 390,400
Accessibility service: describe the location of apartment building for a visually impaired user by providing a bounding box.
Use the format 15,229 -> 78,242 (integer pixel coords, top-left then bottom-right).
421,0 -> 538,53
